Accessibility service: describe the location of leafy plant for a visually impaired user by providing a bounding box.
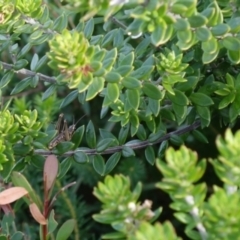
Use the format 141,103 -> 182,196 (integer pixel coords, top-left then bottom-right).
0,0 -> 240,239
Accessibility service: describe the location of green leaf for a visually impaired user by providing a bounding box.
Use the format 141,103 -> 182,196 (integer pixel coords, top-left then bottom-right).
227,50 -> 240,64
93,154 -> 105,176
56,219 -> 75,240
53,14 -> 68,32
35,55 -> 48,71
86,77 -> 104,100
142,82 -> 162,100
97,138 -> 116,152
196,106 -> 211,127
202,50 -> 219,64
158,140 -> 168,158
170,134 -> 183,146
60,90 -> 78,108
122,146 -> 135,157
105,72 -> 121,83
56,142 -> 74,154
42,84 -> 57,100
30,53 -> 39,71
192,130 -> 208,143
13,143 -> 32,155
188,14 -> 208,28
120,52 -> 134,66
14,59 -> 28,70
222,36 -> 240,51
71,125 -> 85,149
0,71 -> 14,89
116,65 -> 133,77
47,210 -> 58,235
107,83 -> 119,102
174,18 -> 190,31
11,172 -> 41,208
148,98 -> 160,116
86,121 -> 96,148
130,112 -> 139,136
131,66 -> 154,80
101,232 -> 126,239
167,90 -> 188,106
202,37 -> 218,53
145,146 -> 155,165
17,43 -> 32,59
151,21 -> 167,46
211,23 -> 230,36
189,92 -> 214,106
122,77 -> 141,89
118,124 -> 129,145
196,27 -> 212,41
105,152 -> 122,174
58,157 -> 72,179
126,89 -> 140,110
74,151 -> 89,163
218,93 -> 235,109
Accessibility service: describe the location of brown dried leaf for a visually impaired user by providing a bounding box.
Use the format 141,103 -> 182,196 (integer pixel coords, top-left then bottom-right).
29,203 -> 47,225
44,154 -> 58,192
0,187 -> 28,205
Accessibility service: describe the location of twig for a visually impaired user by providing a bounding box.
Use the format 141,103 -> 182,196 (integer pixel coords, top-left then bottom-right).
35,120 -> 201,156
0,61 -> 57,83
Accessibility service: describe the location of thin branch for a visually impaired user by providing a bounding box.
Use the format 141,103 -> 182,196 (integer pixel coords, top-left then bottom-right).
0,61 -> 57,83
35,120 -> 201,156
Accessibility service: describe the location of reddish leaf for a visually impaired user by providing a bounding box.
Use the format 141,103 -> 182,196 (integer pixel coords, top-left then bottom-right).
44,155 -> 59,192
0,187 -> 28,205
29,203 -> 47,225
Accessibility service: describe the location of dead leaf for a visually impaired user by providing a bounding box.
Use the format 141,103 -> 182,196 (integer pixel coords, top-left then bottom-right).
0,187 -> 28,205
44,155 -> 58,192
29,203 -> 47,225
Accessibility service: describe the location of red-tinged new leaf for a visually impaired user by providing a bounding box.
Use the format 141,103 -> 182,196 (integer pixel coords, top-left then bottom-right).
29,203 -> 47,225
0,187 -> 28,205
44,155 -> 59,192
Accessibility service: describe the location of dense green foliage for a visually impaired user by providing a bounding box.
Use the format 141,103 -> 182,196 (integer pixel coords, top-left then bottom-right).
1,0 -> 240,239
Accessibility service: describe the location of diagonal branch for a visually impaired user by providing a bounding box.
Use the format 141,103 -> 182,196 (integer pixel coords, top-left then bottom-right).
1,61 -> 57,83
35,120 -> 201,156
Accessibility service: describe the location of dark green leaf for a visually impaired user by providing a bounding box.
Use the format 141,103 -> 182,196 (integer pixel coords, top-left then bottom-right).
142,82 -> 162,100
122,146 -> 135,157
86,121 -> 96,148
0,71 -> 14,89
145,146 -> 155,165
192,130 -> 208,143
30,53 -> 39,71
189,93 -> 214,106
170,134 -> 183,146
93,154 -> 105,176
13,143 -> 32,155
97,138 -> 116,152
42,85 -> 57,100
11,77 -> 31,95
56,142 -> 74,154
167,90 -> 188,106
118,124 -> 129,145
71,125 -> 85,149
74,151 -> 89,163
60,90 -> 78,108
58,157 -> 72,179
105,152 -> 122,174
